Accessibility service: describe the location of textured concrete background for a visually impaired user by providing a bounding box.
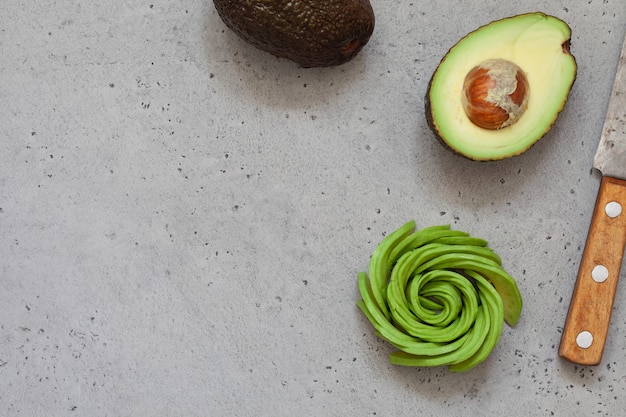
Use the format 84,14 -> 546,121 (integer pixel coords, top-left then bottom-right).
1,0 -> 625,416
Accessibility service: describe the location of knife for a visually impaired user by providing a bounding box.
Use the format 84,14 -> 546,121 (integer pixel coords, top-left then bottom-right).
559,33 -> 626,365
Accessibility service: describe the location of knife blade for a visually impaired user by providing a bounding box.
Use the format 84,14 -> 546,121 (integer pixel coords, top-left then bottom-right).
559,33 -> 626,365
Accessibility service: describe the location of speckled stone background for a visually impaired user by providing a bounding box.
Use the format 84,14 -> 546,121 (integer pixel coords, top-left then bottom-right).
1,1 -> 625,416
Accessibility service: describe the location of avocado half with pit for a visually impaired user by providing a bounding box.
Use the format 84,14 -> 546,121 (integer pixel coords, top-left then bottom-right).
426,13 -> 577,161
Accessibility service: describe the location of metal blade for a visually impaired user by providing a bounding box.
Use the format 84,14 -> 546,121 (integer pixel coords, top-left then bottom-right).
593,34 -> 626,180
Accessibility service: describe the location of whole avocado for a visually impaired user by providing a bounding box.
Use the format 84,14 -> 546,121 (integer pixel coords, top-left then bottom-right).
213,0 -> 375,68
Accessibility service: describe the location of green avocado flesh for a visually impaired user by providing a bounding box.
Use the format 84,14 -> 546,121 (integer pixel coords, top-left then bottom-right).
356,220 -> 523,372
426,13 -> 577,160
213,0 -> 375,68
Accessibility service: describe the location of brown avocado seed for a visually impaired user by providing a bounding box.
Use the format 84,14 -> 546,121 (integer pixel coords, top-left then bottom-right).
461,59 -> 529,129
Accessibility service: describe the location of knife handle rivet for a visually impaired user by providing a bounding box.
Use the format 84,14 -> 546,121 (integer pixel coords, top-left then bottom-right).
591,264 -> 610,283
576,331 -> 594,349
605,201 -> 622,218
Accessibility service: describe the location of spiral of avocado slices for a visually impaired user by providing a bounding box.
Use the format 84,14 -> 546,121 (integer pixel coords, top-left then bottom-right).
357,220 -> 523,372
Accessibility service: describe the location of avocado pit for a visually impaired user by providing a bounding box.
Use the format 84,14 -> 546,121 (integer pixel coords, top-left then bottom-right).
461,59 -> 529,130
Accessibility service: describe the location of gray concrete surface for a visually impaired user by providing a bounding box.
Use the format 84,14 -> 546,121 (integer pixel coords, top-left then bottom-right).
1,1 -> 625,416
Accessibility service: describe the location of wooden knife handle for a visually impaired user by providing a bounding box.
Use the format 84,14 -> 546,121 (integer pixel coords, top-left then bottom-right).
559,176 -> 626,365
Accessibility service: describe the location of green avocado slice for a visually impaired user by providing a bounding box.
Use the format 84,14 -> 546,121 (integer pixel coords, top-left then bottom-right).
357,221 -> 523,371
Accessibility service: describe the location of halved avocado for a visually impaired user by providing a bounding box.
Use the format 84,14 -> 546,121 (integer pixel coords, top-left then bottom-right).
426,13 -> 577,161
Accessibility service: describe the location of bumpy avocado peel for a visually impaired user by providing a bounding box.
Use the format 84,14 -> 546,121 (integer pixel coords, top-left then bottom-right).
357,220 -> 523,372
213,0 -> 375,67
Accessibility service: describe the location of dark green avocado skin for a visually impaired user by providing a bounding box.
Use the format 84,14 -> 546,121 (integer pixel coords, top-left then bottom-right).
213,0 -> 375,67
